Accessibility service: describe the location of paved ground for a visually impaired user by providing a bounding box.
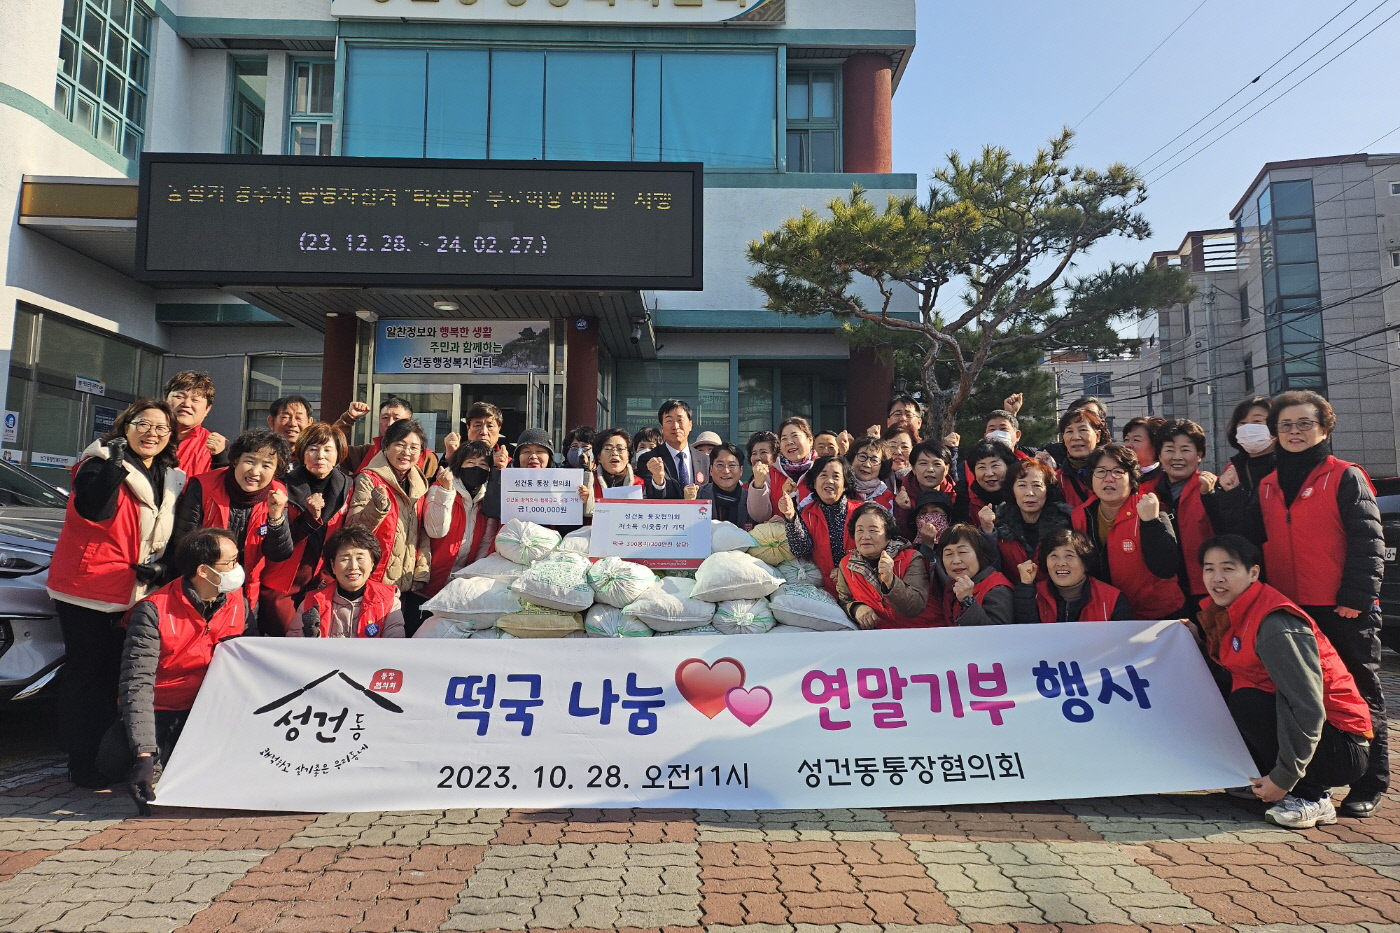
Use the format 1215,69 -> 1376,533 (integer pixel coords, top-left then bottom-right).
0,660 -> 1397,933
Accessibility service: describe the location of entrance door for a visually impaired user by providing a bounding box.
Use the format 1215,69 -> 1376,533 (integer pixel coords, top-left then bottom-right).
461,382 -> 529,447
374,384 -> 459,453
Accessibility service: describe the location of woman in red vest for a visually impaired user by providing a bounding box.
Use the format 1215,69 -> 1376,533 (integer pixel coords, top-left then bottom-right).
1206,395 -> 1277,547
164,371 -> 227,478
1146,418 -> 1218,616
295,526 -> 405,638
48,399 -> 185,788
937,523 -> 1013,625
847,436 -> 896,512
585,428 -> 646,516
259,422 -> 351,634
422,439 -> 499,598
1071,443 -> 1183,619
113,527 -> 251,813
346,418 -> 433,632
1252,390 -> 1386,819
987,458 -> 1073,581
1197,535 -> 1372,829
1053,407 -> 1107,511
777,455 -> 858,596
835,502 -> 941,628
1012,529 -> 1131,623
171,430 -> 294,633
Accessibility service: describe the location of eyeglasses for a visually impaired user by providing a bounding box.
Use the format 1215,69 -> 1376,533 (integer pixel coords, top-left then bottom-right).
1092,467 -> 1129,479
129,420 -> 171,437
599,444 -> 628,454
1276,419 -> 1318,434
854,453 -> 883,464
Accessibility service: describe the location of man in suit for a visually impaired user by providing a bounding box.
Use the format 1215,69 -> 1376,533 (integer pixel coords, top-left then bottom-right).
638,399 -> 711,499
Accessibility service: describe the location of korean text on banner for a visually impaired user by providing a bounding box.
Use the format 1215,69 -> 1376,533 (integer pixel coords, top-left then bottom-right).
500,467 -> 585,526
590,498 -> 712,568
152,620 -> 1257,813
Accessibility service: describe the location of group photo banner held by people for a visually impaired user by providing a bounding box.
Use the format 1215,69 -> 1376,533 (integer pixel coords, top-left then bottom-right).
153,620 -> 1255,813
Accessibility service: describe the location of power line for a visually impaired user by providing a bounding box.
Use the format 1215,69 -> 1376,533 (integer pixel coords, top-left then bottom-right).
1132,0 -> 1366,171
1145,2 -> 1400,183
1074,0 -> 1211,129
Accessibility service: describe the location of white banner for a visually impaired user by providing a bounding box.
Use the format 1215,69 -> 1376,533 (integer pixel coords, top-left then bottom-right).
589,498 -> 712,568
500,467 -> 586,526
154,621 -> 1255,813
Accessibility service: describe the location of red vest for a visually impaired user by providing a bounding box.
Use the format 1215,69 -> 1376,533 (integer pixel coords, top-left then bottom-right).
175,425 -> 214,478
194,468 -> 287,605
138,579 -> 247,711
892,471 -> 955,530
800,497 -> 858,596
1058,467 -> 1094,511
943,570 -> 1013,624
1210,581 -> 1372,736
300,578 -> 398,637
766,472 -> 813,518
49,456 -> 168,610
424,492 -> 498,597
1258,456 -> 1366,606
593,473 -> 645,500
840,548 -> 946,628
1071,492 -> 1184,619
1033,576 -> 1123,622
261,498 -> 347,597
1146,472 -> 1215,596
360,469 -> 428,582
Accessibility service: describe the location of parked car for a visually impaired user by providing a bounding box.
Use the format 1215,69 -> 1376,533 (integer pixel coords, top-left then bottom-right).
0,460 -> 67,702
1377,476 -> 1400,652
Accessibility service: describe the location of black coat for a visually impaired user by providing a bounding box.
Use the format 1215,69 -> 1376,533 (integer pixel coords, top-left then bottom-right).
637,444 -> 712,499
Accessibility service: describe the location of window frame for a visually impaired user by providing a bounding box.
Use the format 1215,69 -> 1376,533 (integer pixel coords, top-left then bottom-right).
785,66 -> 841,173
287,58 -> 336,156
54,0 -> 154,160
227,56 -> 268,156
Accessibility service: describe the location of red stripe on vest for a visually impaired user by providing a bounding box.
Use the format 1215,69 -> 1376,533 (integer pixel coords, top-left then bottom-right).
1071,492 -> 1183,619
800,497 -> 858,596
138,579 -> 246,710
840,549 -> 946,628
194,468 -> 287,605
943,571 -> 1013,624
301,578 -> 398,637
1033,576 -> 1123,622
1211,581 -> 1372,736
175,426 -> 213,478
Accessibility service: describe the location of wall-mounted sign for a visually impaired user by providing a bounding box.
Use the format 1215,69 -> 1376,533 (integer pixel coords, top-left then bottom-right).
330,0 -> 783,26
374,320 -> 550,375
137,155 -> 702,290
2,412 -> 17,444
75,376 -> 105,396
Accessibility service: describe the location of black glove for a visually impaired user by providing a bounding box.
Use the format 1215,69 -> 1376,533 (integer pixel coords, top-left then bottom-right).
127,755 -> 156,816
106,436 -> 128,458
301,606 -> 322,638
130,561 -> 165,585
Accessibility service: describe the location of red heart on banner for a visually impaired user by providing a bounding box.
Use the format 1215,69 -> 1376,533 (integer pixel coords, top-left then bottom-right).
675,657 -> 746,719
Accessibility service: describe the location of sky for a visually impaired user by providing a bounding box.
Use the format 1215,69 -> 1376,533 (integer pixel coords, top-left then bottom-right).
890,0 -> 1400,274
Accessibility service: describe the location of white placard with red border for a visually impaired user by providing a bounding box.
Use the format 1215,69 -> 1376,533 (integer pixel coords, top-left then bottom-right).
152,621 -> 1256,813
589,498 -> 712,568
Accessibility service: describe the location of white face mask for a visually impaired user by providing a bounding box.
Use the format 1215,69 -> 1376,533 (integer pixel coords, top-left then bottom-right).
1235,423 -> 1273,455
207,564 -> 245,594
985,430 -> 1015,448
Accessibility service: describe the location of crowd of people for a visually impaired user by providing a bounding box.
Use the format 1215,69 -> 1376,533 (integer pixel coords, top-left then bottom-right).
44,371 -> 1385,829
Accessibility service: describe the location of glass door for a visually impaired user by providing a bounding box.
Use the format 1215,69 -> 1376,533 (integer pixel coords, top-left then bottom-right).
373,384 -> 460,454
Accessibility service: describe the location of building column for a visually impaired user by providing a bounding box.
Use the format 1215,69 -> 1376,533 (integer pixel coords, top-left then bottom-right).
846,346 -> 894,433
321,312 -> 358,425
842,53 -> 893,173
565,317 -> 599,430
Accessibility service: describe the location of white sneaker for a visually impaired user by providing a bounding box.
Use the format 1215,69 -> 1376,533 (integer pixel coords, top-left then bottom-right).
1265,794 -> 1337,829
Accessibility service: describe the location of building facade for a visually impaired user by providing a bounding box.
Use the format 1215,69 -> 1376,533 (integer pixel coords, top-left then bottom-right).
1149,155 -> 1400,476
3,0 -> 917,486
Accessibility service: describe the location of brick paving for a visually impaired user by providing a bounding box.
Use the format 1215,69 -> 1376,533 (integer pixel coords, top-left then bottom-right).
0,661 -> 1394,932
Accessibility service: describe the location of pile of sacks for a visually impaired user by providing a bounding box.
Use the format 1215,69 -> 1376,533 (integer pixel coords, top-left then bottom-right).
417,518 -> 859,639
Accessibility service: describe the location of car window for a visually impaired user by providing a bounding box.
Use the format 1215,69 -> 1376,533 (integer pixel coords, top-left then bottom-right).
0,461 -> 67,508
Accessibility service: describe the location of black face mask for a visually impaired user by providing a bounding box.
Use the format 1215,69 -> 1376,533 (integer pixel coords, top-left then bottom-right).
457,466 -> 490,492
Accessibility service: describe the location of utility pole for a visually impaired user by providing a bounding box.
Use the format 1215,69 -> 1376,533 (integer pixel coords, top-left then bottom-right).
1204,285 -> 1221,463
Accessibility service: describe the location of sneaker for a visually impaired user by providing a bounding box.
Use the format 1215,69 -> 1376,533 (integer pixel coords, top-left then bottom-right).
1265,794 -> 1337,829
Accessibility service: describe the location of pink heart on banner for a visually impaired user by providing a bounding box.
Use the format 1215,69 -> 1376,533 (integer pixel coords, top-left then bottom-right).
725,685 -> 772,727
675,657 -> 746,719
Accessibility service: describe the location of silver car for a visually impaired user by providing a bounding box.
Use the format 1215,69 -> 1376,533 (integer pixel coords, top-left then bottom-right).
0,460 -> 67,702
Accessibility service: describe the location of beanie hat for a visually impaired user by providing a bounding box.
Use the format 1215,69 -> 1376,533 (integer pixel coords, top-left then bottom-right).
515,428 -> 554,462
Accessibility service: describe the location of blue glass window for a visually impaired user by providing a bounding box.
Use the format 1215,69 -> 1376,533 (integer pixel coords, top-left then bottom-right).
343,48 -> 426,158
490,51 -> 544,160
546,51 -> 633,161
661,52 -> 776,168
427,50 -> 488,159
